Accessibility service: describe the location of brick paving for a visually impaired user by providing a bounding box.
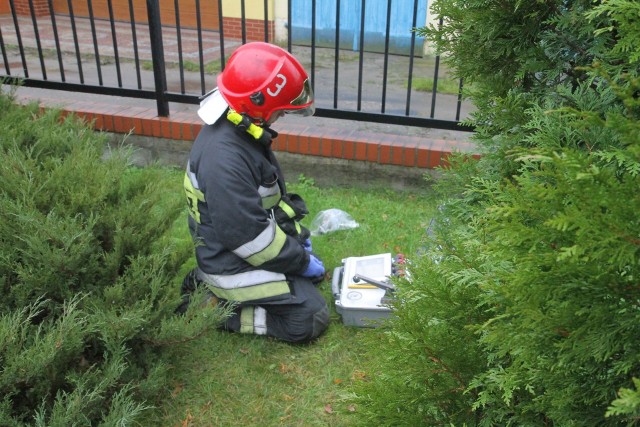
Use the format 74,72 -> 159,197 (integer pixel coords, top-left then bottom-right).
1,15 -> 234,63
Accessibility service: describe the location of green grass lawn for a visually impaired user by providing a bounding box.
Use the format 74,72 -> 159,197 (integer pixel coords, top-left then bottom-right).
144,173 -> 437,426
412,76 -> 463,95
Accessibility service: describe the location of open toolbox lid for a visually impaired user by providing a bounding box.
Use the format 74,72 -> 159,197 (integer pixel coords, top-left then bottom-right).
334,253 -> 393,310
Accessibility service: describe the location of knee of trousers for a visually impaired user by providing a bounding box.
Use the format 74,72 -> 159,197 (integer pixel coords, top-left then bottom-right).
309,303 -> 330,341
286,303 -> 330,344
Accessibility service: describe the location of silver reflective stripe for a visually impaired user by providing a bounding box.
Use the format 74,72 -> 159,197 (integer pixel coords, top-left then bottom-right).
197,268 -> 290,302
254,306 -> 267,335
233,219 -> 286,266
239,306 -> 267,335
259,184 -> 280,209
186,160 -> 200,189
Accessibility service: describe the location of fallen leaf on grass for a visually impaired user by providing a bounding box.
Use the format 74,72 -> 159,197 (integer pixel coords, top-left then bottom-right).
179,409 -> 193,427
333,378 -> 343,385
351,370 -> 368,381
347,404 -> 357,412
171,384 -> 184,398
279,362 -> 291,373
324,404 -> 333,414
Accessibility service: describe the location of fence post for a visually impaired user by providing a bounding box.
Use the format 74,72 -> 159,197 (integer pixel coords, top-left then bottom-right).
146,0 -> 169,116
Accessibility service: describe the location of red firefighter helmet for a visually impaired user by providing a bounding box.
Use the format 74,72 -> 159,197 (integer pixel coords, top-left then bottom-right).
216,42 -> 314,124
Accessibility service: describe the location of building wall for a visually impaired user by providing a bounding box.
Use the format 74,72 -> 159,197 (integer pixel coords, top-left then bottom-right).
273,0 -> 288,43
48,0 -> 219,30
220,0 -> 275,42
0,0 -> 437,51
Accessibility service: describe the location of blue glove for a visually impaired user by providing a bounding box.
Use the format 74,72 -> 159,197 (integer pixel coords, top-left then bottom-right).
303,238 -> 313,252
302,254 -> 325,278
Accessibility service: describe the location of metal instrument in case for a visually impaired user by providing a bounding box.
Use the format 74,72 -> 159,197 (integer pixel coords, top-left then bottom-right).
331,253 -> 406,327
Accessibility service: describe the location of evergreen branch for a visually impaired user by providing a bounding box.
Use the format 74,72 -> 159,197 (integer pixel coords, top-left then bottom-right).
140,327 -> 212,347
423,346 -> 467,390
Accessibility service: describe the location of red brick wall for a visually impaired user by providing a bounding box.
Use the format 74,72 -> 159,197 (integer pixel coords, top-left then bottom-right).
50,0 -> 219,30
4,0 -> 267,35
0,0 -> 12,14
12,0 -> 50,16
222,16 -> 274,42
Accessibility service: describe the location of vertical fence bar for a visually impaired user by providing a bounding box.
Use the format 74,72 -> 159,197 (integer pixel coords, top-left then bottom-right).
356,0 -> 365,111
332,0 -> 340,109
405,0 -> 418,116
310,0 -> 316,92
430,53 -> 440,118
0,28 -> 9,74
381,0 -> 392,113
263,0 -> 269,42
430,16 -> 443,119
106,0 -> 122,87
455,79 -> 463,121
240,0 -> 246,44
27,0 -> 47,79
9,0 -> 29,77
127,0 -> 142,89
146,0 -> 169,116
218,0 -> 226,69
66,0 -> 84,83
174,0 -> 185,93
47,0 -> 65,81
195,0 -> 205,93
286,0 -> 292,52
86,0 -> 104,85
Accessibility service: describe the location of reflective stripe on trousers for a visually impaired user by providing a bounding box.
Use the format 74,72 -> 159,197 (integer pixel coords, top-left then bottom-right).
240,306 -> 268,335
196,268 -> 290,302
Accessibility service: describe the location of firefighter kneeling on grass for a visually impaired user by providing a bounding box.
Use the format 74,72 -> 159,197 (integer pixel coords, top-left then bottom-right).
178,42 -> 330,344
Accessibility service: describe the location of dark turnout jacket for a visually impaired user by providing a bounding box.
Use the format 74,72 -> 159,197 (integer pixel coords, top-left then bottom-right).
184,115 -> 311,304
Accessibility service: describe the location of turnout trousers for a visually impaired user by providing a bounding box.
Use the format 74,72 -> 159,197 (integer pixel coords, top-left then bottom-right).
222,276 -> 329,344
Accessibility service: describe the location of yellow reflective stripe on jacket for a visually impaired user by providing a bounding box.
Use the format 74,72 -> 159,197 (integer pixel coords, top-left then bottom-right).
183,169 -> 205,223
233,219 -> 287,266
197,269 -> 290,302
259,184 -> 281,209
208,281 -> 289,301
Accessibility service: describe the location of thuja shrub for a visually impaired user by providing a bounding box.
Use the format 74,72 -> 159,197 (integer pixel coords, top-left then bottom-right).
0,92 -> 221,425
467,83 -> 640,424
354,0 -> 640,425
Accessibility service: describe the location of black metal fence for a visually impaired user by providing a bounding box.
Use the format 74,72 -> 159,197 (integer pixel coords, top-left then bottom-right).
0,0 -> 474,131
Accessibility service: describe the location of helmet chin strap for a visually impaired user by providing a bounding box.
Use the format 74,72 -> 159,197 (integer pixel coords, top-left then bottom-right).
226,109 -> 273,147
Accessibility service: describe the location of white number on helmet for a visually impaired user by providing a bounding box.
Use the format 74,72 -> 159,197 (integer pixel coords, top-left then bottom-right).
267,74 -> 287,97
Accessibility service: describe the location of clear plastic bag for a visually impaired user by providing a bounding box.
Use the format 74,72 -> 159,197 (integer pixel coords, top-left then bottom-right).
309,209 -> 359,236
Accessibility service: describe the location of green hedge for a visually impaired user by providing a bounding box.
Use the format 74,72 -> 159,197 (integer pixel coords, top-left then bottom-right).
355,0 -> 640,424
0,91 -> 222,425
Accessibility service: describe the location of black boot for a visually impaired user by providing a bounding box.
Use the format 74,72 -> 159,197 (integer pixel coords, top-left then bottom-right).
175,268 -> 200,315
